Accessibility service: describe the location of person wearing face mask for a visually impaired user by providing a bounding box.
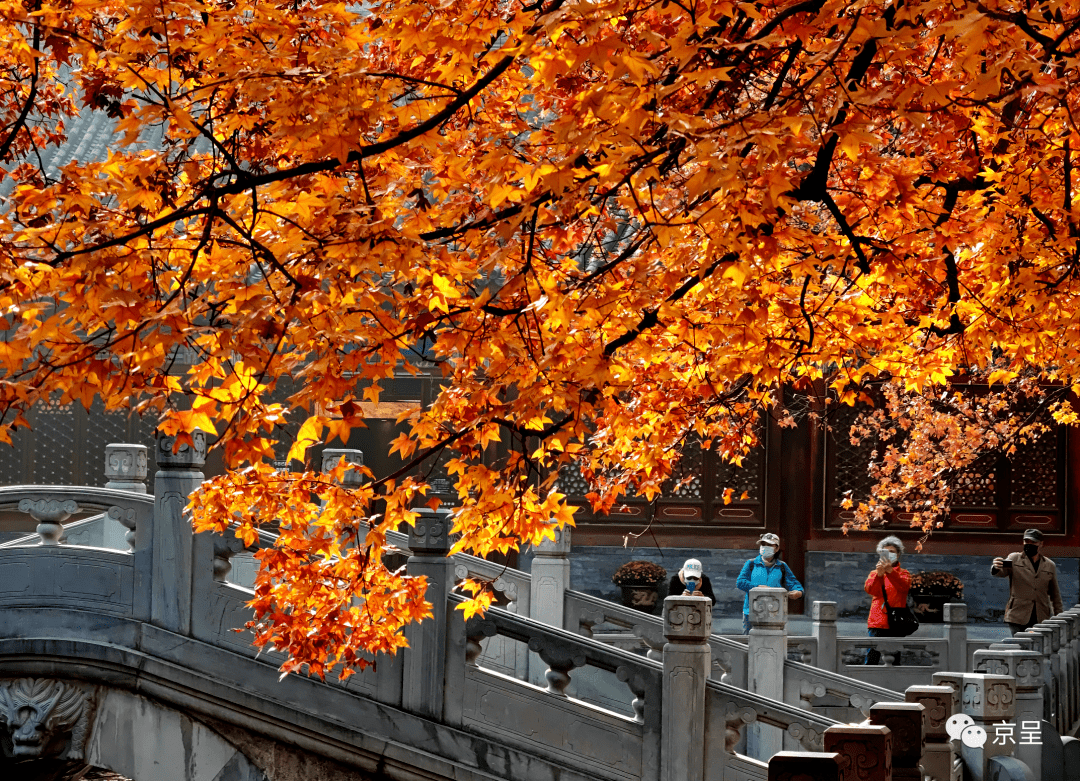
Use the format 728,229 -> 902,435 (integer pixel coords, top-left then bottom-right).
991,528 -> 1063,634
669,558 -> 716,605
736,533 -> 804,635
863,536 -> 911,663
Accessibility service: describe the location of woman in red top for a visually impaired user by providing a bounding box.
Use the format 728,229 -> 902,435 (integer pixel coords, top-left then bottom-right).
863,536 -> 911,663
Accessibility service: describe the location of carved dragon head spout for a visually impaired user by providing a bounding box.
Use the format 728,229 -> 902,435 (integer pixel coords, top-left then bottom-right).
0,679 -> 93,760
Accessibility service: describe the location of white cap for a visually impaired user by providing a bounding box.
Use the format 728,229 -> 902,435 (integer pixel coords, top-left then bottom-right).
682,559 -> 703,578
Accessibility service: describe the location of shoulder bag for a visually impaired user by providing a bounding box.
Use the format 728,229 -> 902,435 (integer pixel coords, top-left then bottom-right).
880,576 -> 919,637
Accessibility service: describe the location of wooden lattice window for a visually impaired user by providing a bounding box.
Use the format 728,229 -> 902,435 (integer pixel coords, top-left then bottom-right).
0,399 -> 157,488
559,419 -> 769,530
826,399 -> 1067,533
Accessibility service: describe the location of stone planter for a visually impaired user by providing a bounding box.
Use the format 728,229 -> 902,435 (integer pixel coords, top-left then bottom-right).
620,584 -> 660,612
910,593 -> 956,623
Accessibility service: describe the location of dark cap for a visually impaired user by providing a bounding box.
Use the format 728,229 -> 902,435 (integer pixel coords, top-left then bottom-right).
1023,529 -> 1044,542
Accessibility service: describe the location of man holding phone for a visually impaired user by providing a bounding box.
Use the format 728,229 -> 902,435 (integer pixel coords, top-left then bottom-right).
991,529 -> 1063,634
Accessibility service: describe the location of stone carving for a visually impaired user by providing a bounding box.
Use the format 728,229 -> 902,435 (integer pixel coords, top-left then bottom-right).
943,602 -> 967,623
0,678 -> 95,760
18,499 -> 79,546
749,590 -> 785,628
868,702 -> 925,771
526,635 -> 587,695
797,679 -> 826,710
104,444 -> 148,490
785,720 -> 824,751
664,596 -> 713,641
321,449 -> 365,486
106,505 -> 138,551
812,601 -> 837,622
905,686 -> 953,739
974,651 -> 1043,689
824,725 -> 892,781
464,618 -> 497,666
615,665 -> 647,723
155,430 -> 207,468
492,576 -> 518,605
213,535 -> 247,582
575,607 -> 606,639
724,704 -> 757,752
408,510 -> 451,554
848,693 -> 876,718
534,526 -> 571,556
787,642 -> 814,664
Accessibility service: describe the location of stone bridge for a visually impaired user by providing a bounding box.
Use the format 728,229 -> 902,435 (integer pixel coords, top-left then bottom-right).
1,440 -> 1076,781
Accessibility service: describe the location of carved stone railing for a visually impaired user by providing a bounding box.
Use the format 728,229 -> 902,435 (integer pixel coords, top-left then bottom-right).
448,594 -> 663,781
783,660 -> 901,720
564,588 -> 748,687
704,674 -> 842,772
0,485 -> 154,551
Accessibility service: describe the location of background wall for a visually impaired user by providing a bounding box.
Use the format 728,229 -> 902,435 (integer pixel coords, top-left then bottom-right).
525,545 -> 1080,634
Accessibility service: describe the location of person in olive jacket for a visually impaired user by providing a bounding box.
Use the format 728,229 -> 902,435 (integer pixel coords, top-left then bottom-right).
991,528 -> 1064,634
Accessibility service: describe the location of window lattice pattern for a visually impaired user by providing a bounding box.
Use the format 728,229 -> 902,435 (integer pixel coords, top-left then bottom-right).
84,405 -> 148,486
1011,429 -> 1059,507
953,467 -> 997,506
557,461 -> 590,496
669,445 -> 703,499
0,425 -> 25,485
831,404 -> 877,504
714,437 -> 764,503
32,403 -> 75,484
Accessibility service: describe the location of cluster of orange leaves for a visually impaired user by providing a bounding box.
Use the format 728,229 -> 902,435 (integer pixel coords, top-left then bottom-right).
2,0 -> 1080,674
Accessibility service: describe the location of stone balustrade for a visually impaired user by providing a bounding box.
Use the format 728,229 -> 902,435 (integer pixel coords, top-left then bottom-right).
3,442 -> 1075,781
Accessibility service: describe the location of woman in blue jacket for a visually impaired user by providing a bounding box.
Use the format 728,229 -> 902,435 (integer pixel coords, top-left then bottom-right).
736,532 -> 804,634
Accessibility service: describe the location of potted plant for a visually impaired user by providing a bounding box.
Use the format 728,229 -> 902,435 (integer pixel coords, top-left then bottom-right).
909,571 -> 964,623
612,560 -> 668,613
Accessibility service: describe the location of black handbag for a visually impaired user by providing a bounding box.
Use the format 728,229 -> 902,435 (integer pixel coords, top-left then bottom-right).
880,577 -> 919,637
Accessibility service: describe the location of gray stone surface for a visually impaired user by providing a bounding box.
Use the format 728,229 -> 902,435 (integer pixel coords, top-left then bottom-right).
550,545 -> 1080,630
803,551 -> 1079,625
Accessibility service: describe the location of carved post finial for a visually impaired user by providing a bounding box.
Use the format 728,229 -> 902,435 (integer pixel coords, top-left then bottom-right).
869,702 -> 925,780
104,443 -> 148,493
155,429 -> 207,469
321,448 -> 365,487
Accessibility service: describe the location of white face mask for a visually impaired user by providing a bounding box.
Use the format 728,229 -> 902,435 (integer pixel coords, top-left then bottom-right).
760,546 -> 776,559
882,550 -> 898,563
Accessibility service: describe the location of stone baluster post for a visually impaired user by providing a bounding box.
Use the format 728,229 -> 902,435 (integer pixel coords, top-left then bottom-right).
906,685 -> 958,781
661,595 -> 711,781
767,752 -> 843,780
104,443 -> 149,493
321,448 -> 366,488
528,526 -> 573,684
1015,630 -> 1054,725
151,430 -> 207,635
1044,618 -> 1072,730
530,525 -> 570,629
104,444 -> 148,551
1029,625 -> 1061,730
958,673 -> 1016,781
1064,609 -> 1080,728
973,647 -> 1044,780
402,508 -> 455,720
944,603 -> 968,673
812,601 -> 837,674
868,702 -> 925,779
747,586 -> 787,759
823,724 -> 892,781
